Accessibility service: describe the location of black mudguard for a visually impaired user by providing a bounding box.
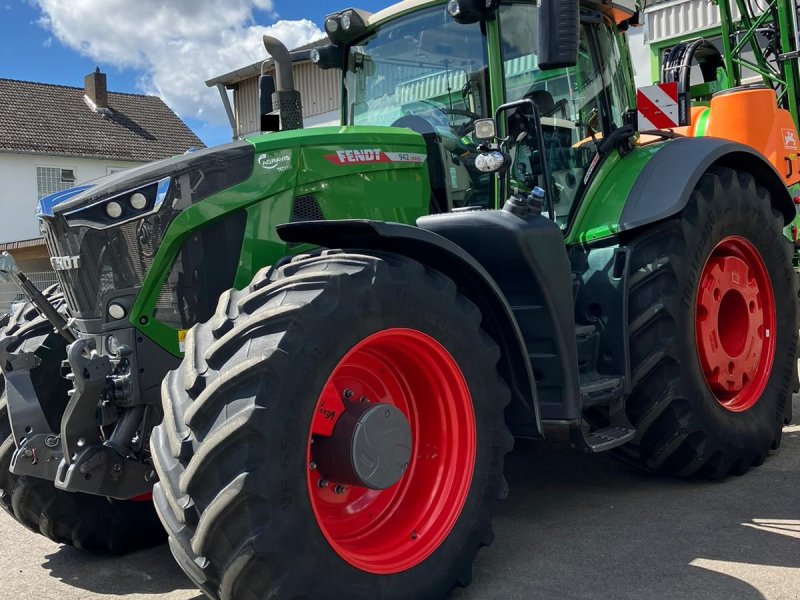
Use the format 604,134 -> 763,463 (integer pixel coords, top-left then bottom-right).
619,137 -> 796,232
277,219 -> 544,438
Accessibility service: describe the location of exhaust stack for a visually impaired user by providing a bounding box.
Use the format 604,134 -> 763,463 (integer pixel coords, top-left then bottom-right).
263,35 -> 303,130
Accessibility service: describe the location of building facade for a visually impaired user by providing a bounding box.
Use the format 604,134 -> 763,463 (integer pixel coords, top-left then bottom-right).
207,40 -> 341,139
0,71 -> 203,310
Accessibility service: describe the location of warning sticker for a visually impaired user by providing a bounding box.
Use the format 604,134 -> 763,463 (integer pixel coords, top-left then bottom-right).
178,329 -> 188,353
782,128 -> 798,150
324,149 -> 426,165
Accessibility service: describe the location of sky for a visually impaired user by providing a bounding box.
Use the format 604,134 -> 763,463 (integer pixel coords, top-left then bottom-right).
0,0 -> 388,147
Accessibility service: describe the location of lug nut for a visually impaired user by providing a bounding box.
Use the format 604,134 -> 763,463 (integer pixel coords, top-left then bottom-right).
334,485 -> 346,495
343,389 -> 354,400
309,461 -> 318,471
318,479 -> 329,489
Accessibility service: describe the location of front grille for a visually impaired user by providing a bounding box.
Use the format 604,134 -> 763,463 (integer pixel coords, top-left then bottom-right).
40,206 -> 177,320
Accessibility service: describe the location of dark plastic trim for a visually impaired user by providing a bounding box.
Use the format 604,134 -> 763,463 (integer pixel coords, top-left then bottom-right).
277,219 -> 543,438
619,137 -> 796,232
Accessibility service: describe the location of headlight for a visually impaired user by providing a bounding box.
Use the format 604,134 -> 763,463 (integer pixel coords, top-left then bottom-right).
130,192 -> 147,210
63,177 -> 171,229
105,201 -> 123,218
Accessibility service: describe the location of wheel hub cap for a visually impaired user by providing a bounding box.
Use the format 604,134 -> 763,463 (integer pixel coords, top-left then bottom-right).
695,236 -> 776,412
313,402 -> 412,490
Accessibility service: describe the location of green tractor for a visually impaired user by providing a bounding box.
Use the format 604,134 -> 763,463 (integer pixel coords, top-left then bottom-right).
1,0 -> 798,597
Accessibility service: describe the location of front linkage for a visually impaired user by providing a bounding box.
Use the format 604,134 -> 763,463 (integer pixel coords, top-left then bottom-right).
0,256 -> 156,500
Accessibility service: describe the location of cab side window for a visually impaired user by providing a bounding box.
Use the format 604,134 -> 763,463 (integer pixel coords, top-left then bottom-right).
498,2 -> 626,227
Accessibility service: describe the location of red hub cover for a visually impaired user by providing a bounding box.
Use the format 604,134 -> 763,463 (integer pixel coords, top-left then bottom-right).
695,236 -> 776,412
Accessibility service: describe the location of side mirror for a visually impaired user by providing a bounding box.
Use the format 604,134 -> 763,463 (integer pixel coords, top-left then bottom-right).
537,0 -> 579,70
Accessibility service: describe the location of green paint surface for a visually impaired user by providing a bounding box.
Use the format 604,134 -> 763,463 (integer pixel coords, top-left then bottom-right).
565,142 -> 667,245
129,126 -> 430,355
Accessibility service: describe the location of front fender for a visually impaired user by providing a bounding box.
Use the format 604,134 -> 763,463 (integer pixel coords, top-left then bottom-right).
277,219 -> 543,439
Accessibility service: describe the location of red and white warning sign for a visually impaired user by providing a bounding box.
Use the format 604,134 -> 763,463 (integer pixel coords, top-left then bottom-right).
636,82 -> 687,130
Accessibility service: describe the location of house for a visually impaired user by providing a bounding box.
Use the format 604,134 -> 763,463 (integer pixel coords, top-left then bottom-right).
0,70 -> 203,310
207,39 -> 340,139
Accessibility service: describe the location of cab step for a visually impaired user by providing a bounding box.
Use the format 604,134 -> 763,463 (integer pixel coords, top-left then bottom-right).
582,425 -> 636,453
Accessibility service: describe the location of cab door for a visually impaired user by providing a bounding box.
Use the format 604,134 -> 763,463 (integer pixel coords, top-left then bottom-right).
495,1 -> 635,228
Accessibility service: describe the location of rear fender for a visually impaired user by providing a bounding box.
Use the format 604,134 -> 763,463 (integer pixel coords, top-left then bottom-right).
619,137 -> 795,233
277,220 -> 543,439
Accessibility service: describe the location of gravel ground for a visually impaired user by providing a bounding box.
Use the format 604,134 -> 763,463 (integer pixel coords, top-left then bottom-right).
1,395 -> 798,600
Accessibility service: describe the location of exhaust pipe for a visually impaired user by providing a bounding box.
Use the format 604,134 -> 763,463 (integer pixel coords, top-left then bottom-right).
263,35 -> 303,130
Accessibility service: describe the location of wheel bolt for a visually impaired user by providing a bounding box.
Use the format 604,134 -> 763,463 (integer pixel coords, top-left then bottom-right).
334,485 -> 345,495
343,389 -> 353,400
309,461 -> 317,471
318,479 -> 329,489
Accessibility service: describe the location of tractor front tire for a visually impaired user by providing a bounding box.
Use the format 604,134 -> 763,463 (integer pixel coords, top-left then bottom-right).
622,166 -> 798,477
0,296 -> 165,553
152,251 -> 512,600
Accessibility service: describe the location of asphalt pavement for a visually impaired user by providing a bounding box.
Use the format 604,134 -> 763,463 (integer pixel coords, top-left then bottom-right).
1,395 -> 798,600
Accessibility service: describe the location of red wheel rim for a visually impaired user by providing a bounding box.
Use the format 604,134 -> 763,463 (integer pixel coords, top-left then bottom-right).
307,328 -> 476,574
695,236 -> 776,412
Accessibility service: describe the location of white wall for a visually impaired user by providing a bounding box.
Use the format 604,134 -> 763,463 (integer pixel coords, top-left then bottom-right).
627,28 -> 654,88
0,152 -> 144,243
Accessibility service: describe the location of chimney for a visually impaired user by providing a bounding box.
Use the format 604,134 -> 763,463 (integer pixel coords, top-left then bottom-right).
84,67 -> 108,110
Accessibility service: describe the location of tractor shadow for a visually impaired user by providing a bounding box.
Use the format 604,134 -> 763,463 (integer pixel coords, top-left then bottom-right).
451,394 -> 800,600
41,542 -> 204,598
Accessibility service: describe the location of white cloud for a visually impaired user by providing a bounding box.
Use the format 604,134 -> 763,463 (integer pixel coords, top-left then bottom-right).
33,0 -> 324,125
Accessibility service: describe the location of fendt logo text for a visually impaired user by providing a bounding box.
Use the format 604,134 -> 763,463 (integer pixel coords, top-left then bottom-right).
333,149 -> 385,163
50,255 -> 81,271
258,154 -> 292,171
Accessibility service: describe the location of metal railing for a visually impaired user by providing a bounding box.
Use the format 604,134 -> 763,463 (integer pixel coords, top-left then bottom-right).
0,271 -> 59,315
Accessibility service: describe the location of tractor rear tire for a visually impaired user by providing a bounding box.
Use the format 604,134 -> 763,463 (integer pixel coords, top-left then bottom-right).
0,294 -> 165,553
152,251 -> 513,600
621,166 -> 798,477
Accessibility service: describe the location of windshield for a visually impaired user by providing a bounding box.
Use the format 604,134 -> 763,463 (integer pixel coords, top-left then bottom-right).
344,7 -> 493,211
345,7 -> 489,131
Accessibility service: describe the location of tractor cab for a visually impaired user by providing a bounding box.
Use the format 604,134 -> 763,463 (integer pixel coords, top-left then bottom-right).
314,0 -> 639,228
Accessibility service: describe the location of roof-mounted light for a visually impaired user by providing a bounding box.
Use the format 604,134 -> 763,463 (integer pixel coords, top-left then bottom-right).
323,8 -> 371,45
446,0 -> 501,24
310,45 -> 346,70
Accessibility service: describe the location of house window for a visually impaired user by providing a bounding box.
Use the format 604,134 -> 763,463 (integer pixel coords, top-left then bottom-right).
36,166 -> 76,199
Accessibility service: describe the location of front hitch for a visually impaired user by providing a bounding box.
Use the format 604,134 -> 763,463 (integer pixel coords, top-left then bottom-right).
53,338 -> 154,499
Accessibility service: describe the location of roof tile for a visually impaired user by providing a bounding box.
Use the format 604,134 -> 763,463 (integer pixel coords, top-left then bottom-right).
0,78 -> 205,162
